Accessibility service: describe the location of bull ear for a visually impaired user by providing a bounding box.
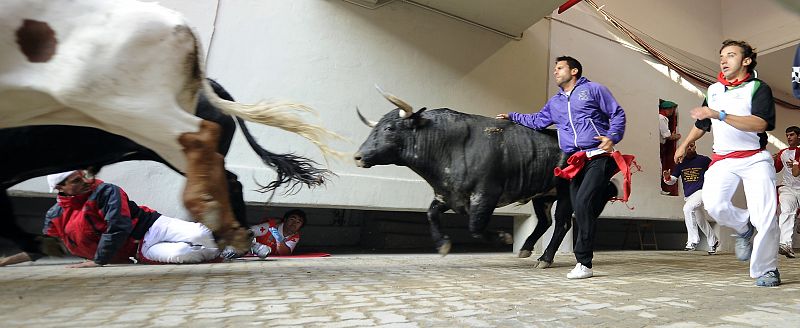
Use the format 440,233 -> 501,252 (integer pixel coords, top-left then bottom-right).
410,107 -> 429,127
410,107 -> 427,120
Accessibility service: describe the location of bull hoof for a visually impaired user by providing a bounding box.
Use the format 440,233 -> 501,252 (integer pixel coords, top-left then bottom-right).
518,249 -> 532,258
438,240 -> 452,256
534,260 -> 552,269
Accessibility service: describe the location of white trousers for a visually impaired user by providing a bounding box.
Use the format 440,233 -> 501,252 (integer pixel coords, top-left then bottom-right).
702,151 -> 778,278
140,216 -> 220,263
683,190 -> 717,247
777,185 -> 799,246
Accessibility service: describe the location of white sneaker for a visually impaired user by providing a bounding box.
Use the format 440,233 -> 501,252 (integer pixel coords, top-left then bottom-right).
566,263 -> 593,279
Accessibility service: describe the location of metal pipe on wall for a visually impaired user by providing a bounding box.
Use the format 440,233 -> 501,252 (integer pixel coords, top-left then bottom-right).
340,0 -> 524,41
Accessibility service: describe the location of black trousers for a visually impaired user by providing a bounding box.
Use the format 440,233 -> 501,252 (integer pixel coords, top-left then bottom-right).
570,156 -> 617,268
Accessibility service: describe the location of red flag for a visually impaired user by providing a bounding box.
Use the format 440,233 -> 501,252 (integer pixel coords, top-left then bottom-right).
558,0 -> 582,14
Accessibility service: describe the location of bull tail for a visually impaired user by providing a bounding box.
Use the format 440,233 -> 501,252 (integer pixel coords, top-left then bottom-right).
200,79 -> 347,161
234,116 -> 335,194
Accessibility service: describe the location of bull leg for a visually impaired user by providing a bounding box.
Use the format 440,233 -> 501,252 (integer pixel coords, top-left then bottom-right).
518,196 -> 555,258
427,200 -> 452,255
537,181 -> 574,268
179,120 -> 251,252
467,195 -> 511,246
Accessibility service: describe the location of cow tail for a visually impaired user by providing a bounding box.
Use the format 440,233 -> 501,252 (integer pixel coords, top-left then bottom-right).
200,79 -> 347,161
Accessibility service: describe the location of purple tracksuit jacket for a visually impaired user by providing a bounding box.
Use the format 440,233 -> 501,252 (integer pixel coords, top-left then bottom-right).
508,77 -> 626,154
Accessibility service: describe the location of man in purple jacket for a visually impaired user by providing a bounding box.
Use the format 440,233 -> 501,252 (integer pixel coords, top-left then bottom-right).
497,56 -> 626,279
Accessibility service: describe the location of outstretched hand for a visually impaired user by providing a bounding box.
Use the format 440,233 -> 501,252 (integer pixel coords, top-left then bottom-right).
0,252 -> 33,267
674,145 -> 687,164
67,260 -> 101,268
495,113 -> 509,120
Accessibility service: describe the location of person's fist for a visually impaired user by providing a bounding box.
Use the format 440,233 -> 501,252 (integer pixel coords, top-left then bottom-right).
268,227 -> 284,243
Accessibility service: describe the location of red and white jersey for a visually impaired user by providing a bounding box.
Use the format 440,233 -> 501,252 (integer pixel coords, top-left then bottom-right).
250,218 -> 301,254
775,147 -> 800,189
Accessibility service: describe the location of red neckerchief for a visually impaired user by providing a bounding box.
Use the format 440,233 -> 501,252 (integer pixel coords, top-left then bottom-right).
553,151 -> 641,202
717,72 -> 751,87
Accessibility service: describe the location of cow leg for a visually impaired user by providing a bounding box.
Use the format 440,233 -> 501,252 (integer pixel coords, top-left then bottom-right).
537,180 -> 574,268
518,196 -> 555,258
427,200 -> 452,255
179,120 -> 251,252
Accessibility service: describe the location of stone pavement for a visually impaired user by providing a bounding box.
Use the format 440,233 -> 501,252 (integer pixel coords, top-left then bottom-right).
0,251 -> 799,327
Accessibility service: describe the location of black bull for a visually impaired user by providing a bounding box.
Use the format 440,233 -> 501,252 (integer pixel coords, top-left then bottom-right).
0,79 -> 330,256
354,102 -> 575,267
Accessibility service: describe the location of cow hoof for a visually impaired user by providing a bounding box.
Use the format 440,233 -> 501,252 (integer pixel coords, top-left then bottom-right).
534,260 -> 552,269
216,227 -> 252,253
518,249 -> 532,258
438,240 -> 452,256
499,232 -> 513,245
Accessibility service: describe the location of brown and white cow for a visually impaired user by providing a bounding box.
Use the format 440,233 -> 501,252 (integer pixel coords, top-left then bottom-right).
0,0 -> 340,251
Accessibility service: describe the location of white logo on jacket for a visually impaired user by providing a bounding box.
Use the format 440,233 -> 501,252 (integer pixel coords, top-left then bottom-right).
578,90 -> 590,101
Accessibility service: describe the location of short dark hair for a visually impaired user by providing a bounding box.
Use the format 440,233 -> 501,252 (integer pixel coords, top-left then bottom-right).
720,39 -> 757,73
786,126 -> 800,135
556,56 -> 582,79
283,209 -> 307,229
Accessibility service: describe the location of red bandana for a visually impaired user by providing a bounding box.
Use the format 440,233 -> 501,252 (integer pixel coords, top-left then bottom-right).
717,72 -> 750,87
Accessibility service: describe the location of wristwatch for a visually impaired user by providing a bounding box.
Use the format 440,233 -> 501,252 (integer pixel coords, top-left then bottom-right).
718,110 -> 727,122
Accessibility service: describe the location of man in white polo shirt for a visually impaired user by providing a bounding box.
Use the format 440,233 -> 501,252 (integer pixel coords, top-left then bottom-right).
674,39 -> 779,287
774,126 -> 800,258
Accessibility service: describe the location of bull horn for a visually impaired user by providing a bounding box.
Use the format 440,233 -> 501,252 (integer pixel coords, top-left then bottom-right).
356,106 -> 377,128
375,84 -> 413,118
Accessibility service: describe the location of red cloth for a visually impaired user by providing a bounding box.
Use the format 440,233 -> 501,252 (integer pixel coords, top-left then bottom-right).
553,151 -> 640,202
709,149 -> 761,167
717,72 -> 751,87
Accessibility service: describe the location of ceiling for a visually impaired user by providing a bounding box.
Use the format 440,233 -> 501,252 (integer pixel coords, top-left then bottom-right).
345,0 -> 565,38
406,0 -> 565,38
